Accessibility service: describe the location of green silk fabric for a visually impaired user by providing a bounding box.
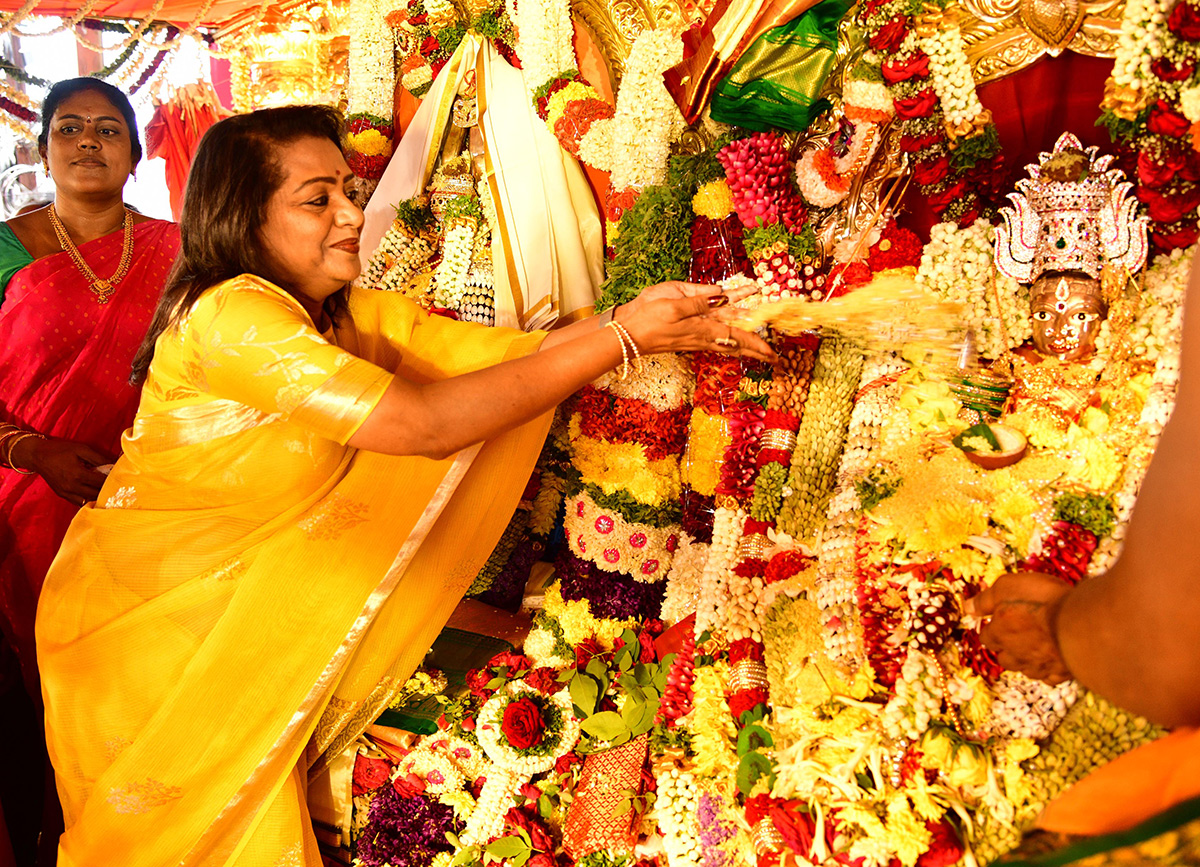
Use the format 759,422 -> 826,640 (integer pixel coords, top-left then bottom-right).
710,0 -> 854,133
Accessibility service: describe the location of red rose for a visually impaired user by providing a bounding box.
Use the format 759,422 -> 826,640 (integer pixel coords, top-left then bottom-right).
504,807 -> 555,852
771,802 -> 818,857
882,52 -> 930,83
420,35 -> 440,54
1139,183 -> 1200,223
869,16 -> 909,53
913,154 -> 951,186
1169,0 -> 1200,40
1147,99 -> 1192,137
893,88 -> 939,120
408,11 -> 428,23
392,771 -> 427,797
501,697 -> 547,750
461,715 -> 476,731
900,129 -> 943,153
956,203 -> 982,227
352,755 -> 392,795
1152,222 -> 1200,251
1151,57 -> 1195,81
555,751 -> 583,777
490,650 -> 532,673
1138,147 -> 1188,189
765,549 -> 811,583
728,638 -> 765,662
527,855 -> 556,867
637,631 -> 658,664
918,820 -> 965,867
728,687 -> 769,719
466,667 -> 493,699
926,179 -> 969,212
525,666 -> 562,695
574,636 -> 605,667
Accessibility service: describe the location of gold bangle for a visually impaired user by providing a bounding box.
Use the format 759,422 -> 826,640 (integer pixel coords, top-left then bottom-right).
4,431 -> 43,474
0,430 -> 26,469
605,320 -> 631,380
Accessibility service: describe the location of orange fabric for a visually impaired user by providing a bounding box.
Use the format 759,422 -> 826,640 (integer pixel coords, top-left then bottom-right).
392,81 -> 423,139
572,20 -> 613,221
1037,727 -> 1200,835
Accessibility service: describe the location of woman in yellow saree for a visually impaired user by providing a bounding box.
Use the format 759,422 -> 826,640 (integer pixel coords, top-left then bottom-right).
35,105 -> 774,866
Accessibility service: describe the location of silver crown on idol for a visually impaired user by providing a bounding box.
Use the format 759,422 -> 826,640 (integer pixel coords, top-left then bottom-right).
994,132 -> 1149,284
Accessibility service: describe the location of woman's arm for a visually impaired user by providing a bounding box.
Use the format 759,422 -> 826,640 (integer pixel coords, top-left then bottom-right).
349,288 -> 774,459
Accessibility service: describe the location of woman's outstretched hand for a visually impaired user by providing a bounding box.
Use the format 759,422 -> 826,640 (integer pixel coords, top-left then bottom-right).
619,281 -> 777,363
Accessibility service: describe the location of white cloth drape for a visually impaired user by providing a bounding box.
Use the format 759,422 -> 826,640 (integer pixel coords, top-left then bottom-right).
360,34 -> 604,330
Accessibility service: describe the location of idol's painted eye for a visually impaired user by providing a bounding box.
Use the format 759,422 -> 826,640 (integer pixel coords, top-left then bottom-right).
1033,311 -> 1052,321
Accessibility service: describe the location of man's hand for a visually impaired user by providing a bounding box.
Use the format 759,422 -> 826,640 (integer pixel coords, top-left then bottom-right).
966,571 -> 1073,684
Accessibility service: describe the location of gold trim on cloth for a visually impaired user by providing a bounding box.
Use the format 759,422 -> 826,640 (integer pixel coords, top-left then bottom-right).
728,658 -> 769,692
290,363 -> 394,446
309,676 -> 402,762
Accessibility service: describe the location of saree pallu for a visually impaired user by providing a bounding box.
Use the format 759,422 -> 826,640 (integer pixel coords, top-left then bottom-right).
998,729 -> 1200,866
37,276 -> 551,866
0,219 -> 179,697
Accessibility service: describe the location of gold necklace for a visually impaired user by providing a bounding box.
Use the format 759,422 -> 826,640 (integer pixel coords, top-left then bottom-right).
47,204 -> 134,305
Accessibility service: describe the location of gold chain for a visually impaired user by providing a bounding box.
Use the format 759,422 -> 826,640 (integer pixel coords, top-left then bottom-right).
47,205 -> 134,305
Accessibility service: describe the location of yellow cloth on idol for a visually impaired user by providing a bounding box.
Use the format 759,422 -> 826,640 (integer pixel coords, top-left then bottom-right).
36,275 -> 551,867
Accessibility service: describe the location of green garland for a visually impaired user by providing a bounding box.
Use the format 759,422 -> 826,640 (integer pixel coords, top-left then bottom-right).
597,183 -> 694,311
1053,492 -> 1116,538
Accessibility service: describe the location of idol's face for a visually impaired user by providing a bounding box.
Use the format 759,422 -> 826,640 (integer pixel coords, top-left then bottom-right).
1029,274 -> 1106,362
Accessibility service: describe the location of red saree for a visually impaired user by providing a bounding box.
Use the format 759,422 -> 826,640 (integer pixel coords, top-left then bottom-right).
0,219 -> 179,697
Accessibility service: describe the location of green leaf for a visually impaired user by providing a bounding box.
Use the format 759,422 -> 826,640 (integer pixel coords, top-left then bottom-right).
570,673 -> 601,717
581,710 -> 626,741
486,676 -> 507,690
736,751 -> 776,796
614,798 -> 633,816
952,422 -> 1001,453
537,794 -> 554,819
624,700 -> 657,736
618,648 -> 633,672
586,657 -> 610,686
737,723 -> 775,756
557,668 -> 576,682
486,836 -> 531,860
633,663 -> 652,686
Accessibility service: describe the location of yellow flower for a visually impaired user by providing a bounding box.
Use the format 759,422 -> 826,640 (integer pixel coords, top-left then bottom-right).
912,500 -> 987,553
940,548 -> 989,582
348,128 -> 393,157
542,584 -> 636,646
1001,738 -> 1039,807
991,488 -> 1040,556
546,81 -> 600,128
691,180 -> 735,220
1063,425 -> 1121,492
690,663 -> 739,778
1079,405 -> 1110,434
681,408 -> 730,496
886,796 -> 933,867
1006,410 -> 1067,449
905,775 -> 946,822
570,421 -> 681,505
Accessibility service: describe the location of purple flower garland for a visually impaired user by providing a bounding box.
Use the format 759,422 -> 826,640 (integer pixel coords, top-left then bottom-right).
356,786 -> 463,867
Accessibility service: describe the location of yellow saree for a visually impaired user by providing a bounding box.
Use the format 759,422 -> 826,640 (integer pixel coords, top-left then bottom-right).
36,275 -> 551,867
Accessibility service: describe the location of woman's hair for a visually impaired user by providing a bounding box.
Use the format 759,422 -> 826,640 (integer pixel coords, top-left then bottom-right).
130,105 -> 350,383
39,78 -> 143,167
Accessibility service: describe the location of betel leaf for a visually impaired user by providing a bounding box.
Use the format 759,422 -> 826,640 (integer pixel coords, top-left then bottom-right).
570,672 -> 601,717
581,710 -> 625,741
736,751 -> 776,796
952,422 -> 1001,453
736,723 -> 775,757
627,701 -> 657,736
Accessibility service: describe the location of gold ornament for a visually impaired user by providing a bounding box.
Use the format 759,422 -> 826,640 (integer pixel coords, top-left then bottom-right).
47,205 -> 134,305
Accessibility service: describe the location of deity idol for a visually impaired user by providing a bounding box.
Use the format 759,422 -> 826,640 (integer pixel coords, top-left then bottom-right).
992,134 -> 1149,428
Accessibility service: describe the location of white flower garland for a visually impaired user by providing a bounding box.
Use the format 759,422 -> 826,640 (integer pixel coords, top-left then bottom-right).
694,505 -> 744,637
592,352 -> 695,411
579,29 -> 686,189
1110,0 -> 1172,93
475,683 -> 581,775
659,532 -> 707,627
921,24 -> 985,128
566,489 -> 680,580
986,673 -> 1079,740
915,220 -> 1031,360
654,768 -> 703,867
432,221 -> 476,309
513,0 -> 575,92
347,0 -> 397,118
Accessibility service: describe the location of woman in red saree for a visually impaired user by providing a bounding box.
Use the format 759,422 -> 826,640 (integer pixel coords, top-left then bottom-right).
0,77 -> 179,865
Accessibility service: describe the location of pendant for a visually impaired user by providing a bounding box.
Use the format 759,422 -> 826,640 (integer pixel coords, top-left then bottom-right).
93,279 -> 114,304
